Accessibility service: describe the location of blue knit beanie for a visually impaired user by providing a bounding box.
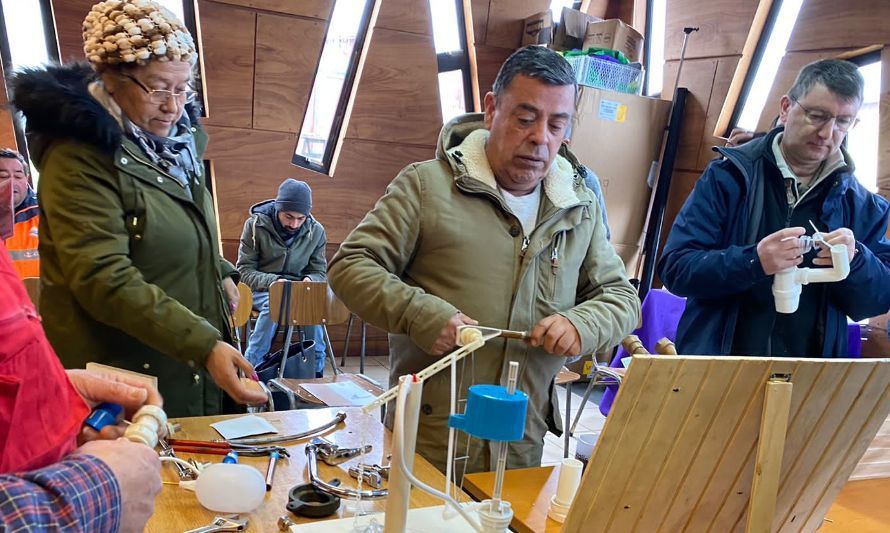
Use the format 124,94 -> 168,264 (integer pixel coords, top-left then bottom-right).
275,179 -> 312,215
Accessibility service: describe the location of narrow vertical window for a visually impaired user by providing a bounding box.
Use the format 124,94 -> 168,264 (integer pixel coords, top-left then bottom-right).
644,0 -> 666,96
430,0 -> 473,123
733,0 -> 804,132
293,0 -> 374,173
845,58 -> 881,193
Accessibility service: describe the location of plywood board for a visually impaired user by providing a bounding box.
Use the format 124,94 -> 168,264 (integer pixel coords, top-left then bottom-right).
786,0 -> 889,53
877,46 -> 890,203
253,13 -> 326,133
206,0 -> 333,19
376,0 -> 432,35
663,58 -> 718,172
50,0 -> 95,63
343,28 -> 442,147
470,0 -> 491,46
484,0 -> 550,49
474,44 -> 514,96
562,355 -> 890,533
199,0 -> 257,128
664,0 -> 758,61
697,56 -> 741,168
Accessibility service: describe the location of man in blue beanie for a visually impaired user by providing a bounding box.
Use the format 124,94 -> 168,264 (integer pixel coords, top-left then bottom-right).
236,179 -> 329,376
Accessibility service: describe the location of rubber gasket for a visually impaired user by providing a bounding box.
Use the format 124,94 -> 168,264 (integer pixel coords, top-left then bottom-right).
287,483 -> 341,518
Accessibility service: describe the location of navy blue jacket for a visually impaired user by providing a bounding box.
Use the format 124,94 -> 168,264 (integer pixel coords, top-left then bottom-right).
658,131 -> 890,357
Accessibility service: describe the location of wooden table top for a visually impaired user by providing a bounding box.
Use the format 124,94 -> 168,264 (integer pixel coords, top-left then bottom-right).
146,407 -> 448,532
279,373 -> 385,405
464,466 -> 890,533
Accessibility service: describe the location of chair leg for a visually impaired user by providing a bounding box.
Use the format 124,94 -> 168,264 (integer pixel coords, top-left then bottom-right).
341,314 -> 354,367
570,379 -> 597,436
564,381 -> 572,459
279,325 -> 294,380
322,324 -> 339,376
359,320 -> 367,375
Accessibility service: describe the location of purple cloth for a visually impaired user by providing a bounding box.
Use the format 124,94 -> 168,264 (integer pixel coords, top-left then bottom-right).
598,289 -> 863,416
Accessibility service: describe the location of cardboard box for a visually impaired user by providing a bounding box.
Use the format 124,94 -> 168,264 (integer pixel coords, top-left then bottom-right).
569,87 -> 671,276
552,7 -> 601,51
521,10 -> 553,47
582,19 -> 644,63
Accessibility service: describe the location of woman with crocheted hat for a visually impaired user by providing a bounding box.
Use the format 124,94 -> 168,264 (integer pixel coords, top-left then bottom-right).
9,0 -> 267,417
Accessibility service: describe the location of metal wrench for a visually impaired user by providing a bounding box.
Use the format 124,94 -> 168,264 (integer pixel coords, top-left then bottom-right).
183,515 -> 248,533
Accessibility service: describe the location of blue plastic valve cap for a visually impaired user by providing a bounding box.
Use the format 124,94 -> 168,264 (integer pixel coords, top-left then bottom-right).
448,384 -> 528,442
84,402 -> 124,432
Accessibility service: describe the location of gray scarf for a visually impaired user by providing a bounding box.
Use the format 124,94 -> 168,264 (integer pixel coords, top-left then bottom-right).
89,80 -> 202,196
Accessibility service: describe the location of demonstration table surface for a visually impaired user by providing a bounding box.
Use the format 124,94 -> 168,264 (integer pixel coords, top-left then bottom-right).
464,466 -> 890,533
146,407 -> 450,532
280,373 -> 385,405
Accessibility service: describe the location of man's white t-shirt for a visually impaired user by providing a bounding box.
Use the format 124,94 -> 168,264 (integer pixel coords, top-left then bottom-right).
500,183 -> 542,237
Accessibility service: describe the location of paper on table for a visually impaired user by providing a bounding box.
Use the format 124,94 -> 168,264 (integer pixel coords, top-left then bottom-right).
301,381 -> 377,407
210,415 -> 278,440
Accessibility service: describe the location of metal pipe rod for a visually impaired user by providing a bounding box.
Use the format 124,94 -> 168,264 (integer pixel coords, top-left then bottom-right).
305,443 -> 388,500
226,411 -> 347,445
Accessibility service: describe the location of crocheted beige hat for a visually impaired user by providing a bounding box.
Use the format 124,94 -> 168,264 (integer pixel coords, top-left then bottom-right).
83,0 -> 196,67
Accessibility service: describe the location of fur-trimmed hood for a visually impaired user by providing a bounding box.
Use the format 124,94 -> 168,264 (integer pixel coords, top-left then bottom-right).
8,62 -> 201,166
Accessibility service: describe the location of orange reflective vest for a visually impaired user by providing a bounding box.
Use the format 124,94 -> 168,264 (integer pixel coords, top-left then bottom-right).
6,204 -> 39,279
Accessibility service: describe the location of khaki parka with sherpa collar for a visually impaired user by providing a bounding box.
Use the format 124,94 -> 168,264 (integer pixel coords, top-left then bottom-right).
10,63 -> 237,417
236,200 -> 327,293
329,114 -> 640,473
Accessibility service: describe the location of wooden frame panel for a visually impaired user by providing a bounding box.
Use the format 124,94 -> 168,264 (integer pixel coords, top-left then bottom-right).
562,355 -> 890,533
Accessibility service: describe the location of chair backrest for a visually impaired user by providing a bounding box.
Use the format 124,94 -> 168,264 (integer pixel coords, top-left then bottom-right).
268,280 -> 328,326
324,285 -> 351,325
22,277 -> 40,312
231,282 -> 253,328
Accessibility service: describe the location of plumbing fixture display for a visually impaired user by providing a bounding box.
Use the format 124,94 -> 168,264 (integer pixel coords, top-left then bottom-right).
773,233 -> 850,314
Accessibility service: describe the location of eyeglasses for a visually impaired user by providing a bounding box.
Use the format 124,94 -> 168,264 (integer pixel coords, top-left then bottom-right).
791,97 -> 859,132
122,74 -> 197,104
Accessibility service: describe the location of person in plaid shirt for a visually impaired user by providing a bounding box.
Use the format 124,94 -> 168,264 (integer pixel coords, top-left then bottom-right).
1,176 -> 162,529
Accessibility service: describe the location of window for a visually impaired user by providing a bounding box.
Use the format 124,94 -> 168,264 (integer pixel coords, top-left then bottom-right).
644,0 -> 666,96
732,0 -> 804,132
845,58 -> 881,193
293,0 -> 374,174
0,0 -> 58,185
430,0 -> 473,124
549,0 -> 580,17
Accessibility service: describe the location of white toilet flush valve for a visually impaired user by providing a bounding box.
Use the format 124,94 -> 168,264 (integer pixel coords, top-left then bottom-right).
772,232 -> 850,314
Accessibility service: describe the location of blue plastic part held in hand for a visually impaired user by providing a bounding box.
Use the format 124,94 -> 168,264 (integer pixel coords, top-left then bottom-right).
84,402 -> 123,432
448,384 -> 528,442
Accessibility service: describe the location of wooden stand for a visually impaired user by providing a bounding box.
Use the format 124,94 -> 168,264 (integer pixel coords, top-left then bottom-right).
562,355 -> 890,533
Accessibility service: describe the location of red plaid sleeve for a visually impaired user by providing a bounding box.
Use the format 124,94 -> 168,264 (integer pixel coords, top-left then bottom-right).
0,454 -> 121,532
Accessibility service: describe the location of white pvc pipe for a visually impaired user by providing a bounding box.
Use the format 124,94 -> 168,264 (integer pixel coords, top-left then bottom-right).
384,376 -> 422,533
773,243 -> 850,314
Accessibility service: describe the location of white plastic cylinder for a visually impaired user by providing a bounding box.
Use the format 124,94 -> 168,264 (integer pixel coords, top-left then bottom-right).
194,463 -> 266,513
548,458 -> 583,523
478,500 -> 513,532
384,376 -> 423,533
772,268 -> 802,314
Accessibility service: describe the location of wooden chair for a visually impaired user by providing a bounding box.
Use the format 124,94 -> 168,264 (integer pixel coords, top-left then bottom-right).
265,280 -> 348,409
339,313 -> 369,373
230,282 -> 253,353
22,277 -> 40,312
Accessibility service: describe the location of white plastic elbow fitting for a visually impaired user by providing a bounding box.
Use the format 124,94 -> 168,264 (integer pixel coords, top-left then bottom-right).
773,241 -> 850,314
123,405 -> 168,448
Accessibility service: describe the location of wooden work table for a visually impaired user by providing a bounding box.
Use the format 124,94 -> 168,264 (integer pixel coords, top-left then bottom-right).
464,466 -> 890,532
146,407 -> 450,532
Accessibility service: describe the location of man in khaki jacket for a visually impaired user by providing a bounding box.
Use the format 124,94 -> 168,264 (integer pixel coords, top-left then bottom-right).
329,46 -> 639,474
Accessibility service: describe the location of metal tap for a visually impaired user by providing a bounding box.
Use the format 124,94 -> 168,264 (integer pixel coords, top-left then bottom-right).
310,436 -> 372,465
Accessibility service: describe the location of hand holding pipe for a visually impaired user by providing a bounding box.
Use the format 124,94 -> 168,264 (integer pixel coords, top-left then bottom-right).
773,235 -> 850,314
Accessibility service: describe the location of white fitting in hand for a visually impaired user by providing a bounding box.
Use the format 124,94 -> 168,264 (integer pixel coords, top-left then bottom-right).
195,463 -> 266,513
548,458 -> 583,523
123,405 -> 168,448
773,241 -> 850,314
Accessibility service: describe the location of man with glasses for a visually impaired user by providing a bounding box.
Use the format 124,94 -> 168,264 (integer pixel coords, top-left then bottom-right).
659,59 -> 890,357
